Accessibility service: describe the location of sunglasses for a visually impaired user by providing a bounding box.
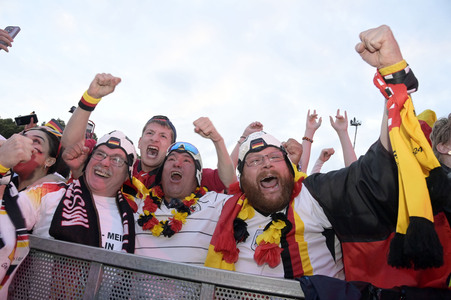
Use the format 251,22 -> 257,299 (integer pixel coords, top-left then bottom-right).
168,142 -> 199,155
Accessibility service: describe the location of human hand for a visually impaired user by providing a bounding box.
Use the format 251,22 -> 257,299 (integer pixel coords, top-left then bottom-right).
0,134 -> 34,168
319,148 -> 335,163
0,28 -> 14,52
87,73 -> 122,99
355,25 -> 403,69
242,121 -> 263,137
193,117 -> 222,143
330,109 -> 348,133
306,109 -> 322,131
282,138 -> 303,166
61,141 -> 91,174
24,114 -> 38,131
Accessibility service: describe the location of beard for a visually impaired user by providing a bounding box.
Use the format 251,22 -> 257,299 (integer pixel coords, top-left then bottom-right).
241,169 -> 294,215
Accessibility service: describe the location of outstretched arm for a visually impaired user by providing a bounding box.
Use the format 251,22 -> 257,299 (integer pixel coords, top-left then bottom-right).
61,73 -> 121,173
300,109 -> 322,173
193,117 -> 237,187
330,109 -> 357,167
230,121 -> 264,169
355,25 -> 404,151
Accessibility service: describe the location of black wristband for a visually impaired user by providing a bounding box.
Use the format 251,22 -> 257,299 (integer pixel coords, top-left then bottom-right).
383,65 -> 419,93
78,100 -> 96,112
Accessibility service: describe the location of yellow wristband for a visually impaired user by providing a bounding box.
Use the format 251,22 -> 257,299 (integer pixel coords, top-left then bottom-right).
379,60 -> 407,76
83,90 -> 102,105
0,163 -> 11,174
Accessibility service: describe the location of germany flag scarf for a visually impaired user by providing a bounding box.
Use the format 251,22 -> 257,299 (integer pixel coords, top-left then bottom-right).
375,62 -> 443,269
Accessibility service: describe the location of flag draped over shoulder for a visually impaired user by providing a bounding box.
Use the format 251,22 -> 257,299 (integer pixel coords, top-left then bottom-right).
374,62 -> 443,269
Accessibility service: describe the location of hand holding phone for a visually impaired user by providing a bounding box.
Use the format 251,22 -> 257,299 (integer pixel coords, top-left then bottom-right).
0,26 -> 21,52
15,114 -> 38,126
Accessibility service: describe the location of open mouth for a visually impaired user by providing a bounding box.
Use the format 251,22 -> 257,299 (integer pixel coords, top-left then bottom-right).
170,171 -> 182,182
147,146 -> 159,158
260,175 -> 279,189
94,167 -> 111,178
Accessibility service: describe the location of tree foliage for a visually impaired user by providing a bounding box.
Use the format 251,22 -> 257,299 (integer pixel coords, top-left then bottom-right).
0,117 -> 25,138
0,116 -> 68,139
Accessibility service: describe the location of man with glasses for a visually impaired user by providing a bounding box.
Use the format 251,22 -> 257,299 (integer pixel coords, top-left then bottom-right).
18,73 -> 139,253
205,25 -> 451,297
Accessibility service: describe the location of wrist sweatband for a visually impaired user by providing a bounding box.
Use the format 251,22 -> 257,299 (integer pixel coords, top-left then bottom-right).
379,60 -> 419,94
0,163 -> 10,175
0,164 -> 12,185
374,61 -> 419,99
78,90 -> 102,112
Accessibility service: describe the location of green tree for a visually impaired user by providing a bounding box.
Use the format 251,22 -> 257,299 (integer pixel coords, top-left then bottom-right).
0,117 -> 25,138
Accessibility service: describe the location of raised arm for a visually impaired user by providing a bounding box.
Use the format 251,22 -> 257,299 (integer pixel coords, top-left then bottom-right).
311,148 -> 335,174
61,73 -> 121,174
300,109 -> 322,173
193,117 -> 237,187
355,25 -> 404,151
330,109 -> 357,167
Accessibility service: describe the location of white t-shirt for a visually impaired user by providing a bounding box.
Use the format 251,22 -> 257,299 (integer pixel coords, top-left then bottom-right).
234,185 -> 345,279
93,195 -> 123,251
134,191 -> 232,266
19,182 -> 125,252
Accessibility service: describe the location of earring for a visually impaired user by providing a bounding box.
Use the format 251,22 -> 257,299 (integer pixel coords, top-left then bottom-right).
448,150 -> 451,156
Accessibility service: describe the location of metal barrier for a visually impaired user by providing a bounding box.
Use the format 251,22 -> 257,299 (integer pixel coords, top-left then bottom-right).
9,236 -> 305,299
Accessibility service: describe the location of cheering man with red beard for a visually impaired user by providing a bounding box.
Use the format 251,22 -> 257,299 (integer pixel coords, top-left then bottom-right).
205,25 -> 451,298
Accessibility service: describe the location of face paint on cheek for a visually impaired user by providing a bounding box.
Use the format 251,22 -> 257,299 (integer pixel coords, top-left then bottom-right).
13,157 -> 42,175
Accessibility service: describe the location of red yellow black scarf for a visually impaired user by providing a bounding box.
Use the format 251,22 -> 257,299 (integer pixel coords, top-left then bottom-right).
375,62 -> 443,269
205,166 -> 310,278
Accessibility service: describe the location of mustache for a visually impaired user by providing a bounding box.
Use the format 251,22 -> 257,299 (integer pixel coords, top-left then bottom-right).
93,165 -> 112,177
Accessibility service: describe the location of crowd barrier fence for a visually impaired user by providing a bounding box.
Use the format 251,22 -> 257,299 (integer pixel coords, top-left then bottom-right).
9,235 -> 305,299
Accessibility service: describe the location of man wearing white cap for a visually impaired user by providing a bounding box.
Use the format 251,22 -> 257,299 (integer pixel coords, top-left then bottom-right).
205,25 -> 451,298
9,72 -> 139,253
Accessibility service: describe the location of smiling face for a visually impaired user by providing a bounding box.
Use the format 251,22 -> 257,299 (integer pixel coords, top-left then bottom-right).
138,122 -> 174,172
240,147 -> 294,214
160,151 -> 198,203
85,145 -> 129,197
13,129 -> 56,177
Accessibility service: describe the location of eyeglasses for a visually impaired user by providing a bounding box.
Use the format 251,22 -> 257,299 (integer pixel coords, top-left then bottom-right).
91,150 -> 128,167
244,151 -> 285,167
168,142 -> 199,155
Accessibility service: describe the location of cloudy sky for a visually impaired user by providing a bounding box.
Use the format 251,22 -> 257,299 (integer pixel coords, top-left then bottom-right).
1,1 -> 450,173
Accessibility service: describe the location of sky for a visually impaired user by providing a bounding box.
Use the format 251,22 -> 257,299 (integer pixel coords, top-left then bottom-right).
1,1 -> 450,173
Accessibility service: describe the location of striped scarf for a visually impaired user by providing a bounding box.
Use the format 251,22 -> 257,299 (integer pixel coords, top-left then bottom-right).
205,168 -> 309,278
49,176 -> 135,253
0,182 -> 29,289
374,68 -> 443,269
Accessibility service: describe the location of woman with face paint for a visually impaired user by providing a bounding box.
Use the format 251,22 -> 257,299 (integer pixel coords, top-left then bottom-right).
12,126 -> 68,191
0,125 -> 68,298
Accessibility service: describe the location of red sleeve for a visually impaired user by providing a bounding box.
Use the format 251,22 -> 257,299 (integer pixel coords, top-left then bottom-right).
200,168 -> 226,192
